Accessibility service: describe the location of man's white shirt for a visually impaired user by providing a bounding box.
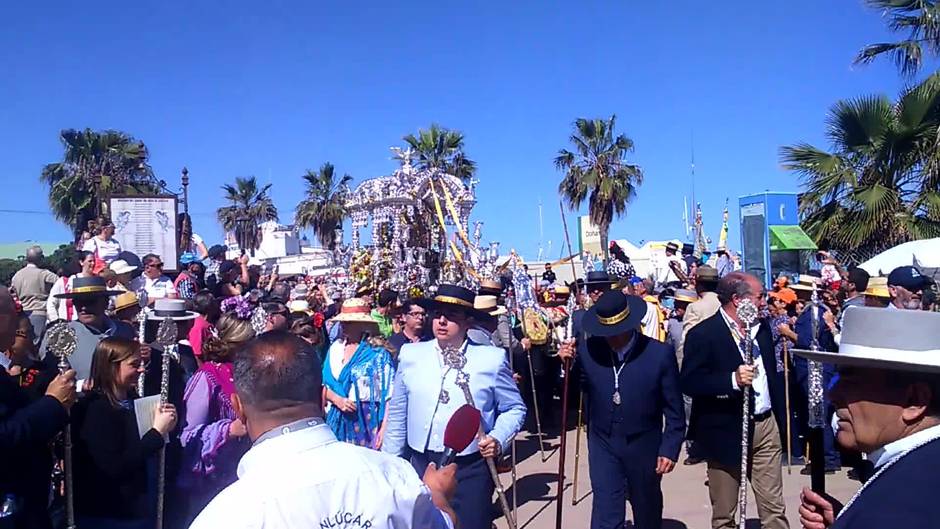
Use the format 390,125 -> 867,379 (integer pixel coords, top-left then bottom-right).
721,308 -> 772,415
191,423 -> 452,529
129,275 -> 176,300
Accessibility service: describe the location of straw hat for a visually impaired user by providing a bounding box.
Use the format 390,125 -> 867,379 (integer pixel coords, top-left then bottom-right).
478,278 -> 503,296
112,291 -> 141,312
109,259 -> 138,275
865,276 -> 890,299
671,289 -> 698,304
54,276 -> 123,299
474,295 -> 507,317
329,298 -> 379,325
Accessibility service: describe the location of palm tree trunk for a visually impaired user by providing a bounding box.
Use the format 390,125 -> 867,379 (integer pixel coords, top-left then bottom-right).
600,223 -> 610,267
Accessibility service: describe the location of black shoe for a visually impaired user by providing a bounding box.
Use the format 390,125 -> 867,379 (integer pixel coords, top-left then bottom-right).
684,456 -> 704,466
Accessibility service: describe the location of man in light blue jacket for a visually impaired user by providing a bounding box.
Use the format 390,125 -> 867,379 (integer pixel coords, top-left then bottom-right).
383,284 -> 526,529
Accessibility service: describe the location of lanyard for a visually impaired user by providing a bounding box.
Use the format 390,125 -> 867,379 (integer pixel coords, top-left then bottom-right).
253,417 -> 325,447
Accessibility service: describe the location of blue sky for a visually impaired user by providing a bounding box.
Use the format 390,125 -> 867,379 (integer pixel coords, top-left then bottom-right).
0,1 -> 915,260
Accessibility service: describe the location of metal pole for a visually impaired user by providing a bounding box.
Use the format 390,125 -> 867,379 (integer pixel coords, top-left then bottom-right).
181,167 -> 190,216
554,357 -> 571,529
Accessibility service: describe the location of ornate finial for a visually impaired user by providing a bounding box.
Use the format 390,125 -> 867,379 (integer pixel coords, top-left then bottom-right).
46,324 -> 77,363
737,298 -> 759,327
155,318 -> 177,347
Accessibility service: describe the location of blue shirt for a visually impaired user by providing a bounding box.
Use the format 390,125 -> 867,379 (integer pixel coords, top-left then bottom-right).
382,339 -> 526,457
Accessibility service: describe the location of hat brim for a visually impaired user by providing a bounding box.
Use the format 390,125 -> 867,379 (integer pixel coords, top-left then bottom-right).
113,302 -> 141,312
415,298 -> 491,321
328,314 -> 379,325
111,266 -> 137,275
55,289 -> 124,299
145,309 -> 199,321
792,348 -> 940,374
582,295 -> 648,337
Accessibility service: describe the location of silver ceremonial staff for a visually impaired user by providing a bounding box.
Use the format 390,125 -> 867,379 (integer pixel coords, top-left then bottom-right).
736,299 -> 759,529
807,284 -> 827,494
46,325 -> 78,529
136,309 -> 147,397
154,318 -> 180,529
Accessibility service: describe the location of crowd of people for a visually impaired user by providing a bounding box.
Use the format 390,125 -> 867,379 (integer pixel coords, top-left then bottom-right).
1,220 -> 939,529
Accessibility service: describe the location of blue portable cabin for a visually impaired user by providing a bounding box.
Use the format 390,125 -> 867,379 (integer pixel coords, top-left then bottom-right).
738,192 -> 817,288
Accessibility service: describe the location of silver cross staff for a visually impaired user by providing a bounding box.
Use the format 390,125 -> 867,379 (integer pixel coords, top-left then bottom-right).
46,324 -> 77,529
735,298 -> 759,529
154,317 -> 179,529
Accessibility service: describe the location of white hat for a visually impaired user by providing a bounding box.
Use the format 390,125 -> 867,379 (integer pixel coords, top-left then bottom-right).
288,299 -> 311,313
146,298 -> 198,321
794,306 -> 940,373
109,259 -> 137,275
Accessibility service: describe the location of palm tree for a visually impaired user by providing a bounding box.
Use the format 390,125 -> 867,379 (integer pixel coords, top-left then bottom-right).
295,163 -> 353,250
555,115 -> 644,263
855,0 -> 940,77
780,73 -> 940,257
216,176 -> 278,254
40,128 -> 157,239
402,124 -> 476,182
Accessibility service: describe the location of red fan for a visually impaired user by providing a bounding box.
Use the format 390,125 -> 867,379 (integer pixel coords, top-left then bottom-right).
438,404 -> 482,467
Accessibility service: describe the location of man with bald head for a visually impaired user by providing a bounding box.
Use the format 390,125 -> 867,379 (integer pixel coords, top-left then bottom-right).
191,331 -> 458,529
11,246 -> 59,343
681,272 -> 788,529
0,286 -> 77,528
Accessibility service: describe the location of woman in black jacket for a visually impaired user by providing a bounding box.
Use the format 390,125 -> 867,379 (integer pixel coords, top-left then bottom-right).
73,336 -> 177,529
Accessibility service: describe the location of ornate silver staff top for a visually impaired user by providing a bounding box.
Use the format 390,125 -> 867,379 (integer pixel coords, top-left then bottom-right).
155,318 -> 179,405
737,298 -> 759,332
45,324 -> 77,371
807,283 -> 825,428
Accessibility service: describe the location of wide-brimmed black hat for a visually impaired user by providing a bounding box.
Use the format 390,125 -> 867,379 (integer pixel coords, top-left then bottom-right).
54,276 -> 123,299
582,290 -> 648,337
583,271 -> 615,290
416,284 -> 491,320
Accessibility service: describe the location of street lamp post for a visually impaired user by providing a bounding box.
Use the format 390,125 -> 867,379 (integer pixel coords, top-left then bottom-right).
181,167 -> 190,215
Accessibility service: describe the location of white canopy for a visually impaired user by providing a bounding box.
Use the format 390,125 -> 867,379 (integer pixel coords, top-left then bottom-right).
858,238 -> 940,277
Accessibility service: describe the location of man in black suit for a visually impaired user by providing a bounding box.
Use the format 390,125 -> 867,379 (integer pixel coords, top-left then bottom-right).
559,290 -> 685,529
681,272 -> 788,529
0,286 -> 76,529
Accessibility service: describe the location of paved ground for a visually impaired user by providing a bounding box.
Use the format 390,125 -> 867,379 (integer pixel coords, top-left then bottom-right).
490,427 -> 859,529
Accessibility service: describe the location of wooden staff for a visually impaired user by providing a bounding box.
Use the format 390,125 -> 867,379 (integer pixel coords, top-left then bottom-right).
452,367 -> 516,529
47,325 -> 77,529
555,200 -> 581,529
571,391 -> 584,505
783,340 -> 792,473
155,318 -> 180,529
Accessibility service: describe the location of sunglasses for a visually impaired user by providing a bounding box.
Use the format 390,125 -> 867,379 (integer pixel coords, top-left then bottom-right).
148,262 -> 164,269
434,309 -> 466,322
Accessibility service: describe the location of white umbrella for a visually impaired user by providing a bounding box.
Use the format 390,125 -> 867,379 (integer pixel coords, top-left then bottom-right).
858,238 -> 940,276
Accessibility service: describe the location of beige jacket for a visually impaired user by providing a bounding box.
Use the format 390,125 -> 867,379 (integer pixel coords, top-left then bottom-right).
677,291 -> 720,367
